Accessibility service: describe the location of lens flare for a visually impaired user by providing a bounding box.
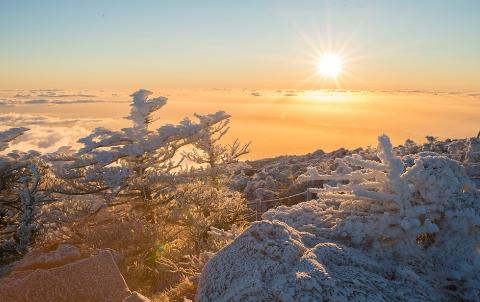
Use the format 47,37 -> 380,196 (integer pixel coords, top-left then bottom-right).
317,54 -> 343,78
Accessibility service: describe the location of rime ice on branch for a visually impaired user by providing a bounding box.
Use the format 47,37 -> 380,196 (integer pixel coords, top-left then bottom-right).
0,128 -> 47,259
296,134 -> 477,247
128,89 -> 167,129
48,90 -> 235,201
0,127 -> 29,152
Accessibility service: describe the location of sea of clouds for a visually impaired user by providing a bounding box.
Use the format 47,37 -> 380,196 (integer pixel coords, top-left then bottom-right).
0,88 -> 478,156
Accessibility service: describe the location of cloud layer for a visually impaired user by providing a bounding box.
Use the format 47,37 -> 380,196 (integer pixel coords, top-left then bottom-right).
0,113 -> 105,152
0,98 -> 123,107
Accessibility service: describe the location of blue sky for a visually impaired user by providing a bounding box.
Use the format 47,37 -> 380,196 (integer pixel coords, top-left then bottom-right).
1,0 -> 479,90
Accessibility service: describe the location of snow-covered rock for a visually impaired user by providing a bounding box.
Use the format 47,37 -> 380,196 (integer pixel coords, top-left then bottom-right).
197,135 -> 480,301
197,220 -> 439,302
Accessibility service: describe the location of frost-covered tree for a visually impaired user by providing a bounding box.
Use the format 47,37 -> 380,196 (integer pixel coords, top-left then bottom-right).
0,128 -> 50,261
297,134 -> 477,248
48,89 -> 231,203
165,181 -> 250,252
185,116 -> 250,182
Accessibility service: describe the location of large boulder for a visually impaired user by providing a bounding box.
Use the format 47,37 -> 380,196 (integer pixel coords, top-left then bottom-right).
197,220 -> 439,302
0,245 -> 150,302
10,244 -> 82,272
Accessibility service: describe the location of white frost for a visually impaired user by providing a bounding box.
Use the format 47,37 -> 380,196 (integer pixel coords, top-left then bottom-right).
197,135 -> 480,301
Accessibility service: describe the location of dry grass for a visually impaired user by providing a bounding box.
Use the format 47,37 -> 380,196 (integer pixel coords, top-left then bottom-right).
37,181 -> 250,299
152,277 -> 196,302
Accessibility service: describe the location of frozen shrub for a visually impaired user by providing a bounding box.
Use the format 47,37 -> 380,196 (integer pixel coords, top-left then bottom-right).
0,128 -> 50,262
43,180 -> 250,299
296,135 -> 477,253
466,138 -> 480,162
164,181 -> 250,254
184,116 -> 250,183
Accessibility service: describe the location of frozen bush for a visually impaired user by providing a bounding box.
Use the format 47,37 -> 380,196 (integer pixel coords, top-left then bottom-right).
0,128 -> 49,261
184,116 -> 250,183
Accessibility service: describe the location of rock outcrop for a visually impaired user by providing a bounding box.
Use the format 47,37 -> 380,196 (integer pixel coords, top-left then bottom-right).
197,220 -> 439,302
0,244 -> 150,302
10,244 -> 82,272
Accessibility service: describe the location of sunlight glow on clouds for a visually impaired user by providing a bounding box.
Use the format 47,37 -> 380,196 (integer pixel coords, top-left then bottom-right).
0,88 -> 479,158
0,113 -> 105,152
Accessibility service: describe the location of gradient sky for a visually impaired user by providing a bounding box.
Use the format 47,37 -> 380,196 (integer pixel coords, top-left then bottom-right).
1,0 -> 479,91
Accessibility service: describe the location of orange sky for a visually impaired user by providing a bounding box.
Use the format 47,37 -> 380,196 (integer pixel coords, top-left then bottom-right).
1,89 -> 479,158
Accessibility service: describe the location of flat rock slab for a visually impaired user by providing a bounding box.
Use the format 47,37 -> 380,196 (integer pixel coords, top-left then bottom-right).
0,250 -> 138,302
11,244 -> 82,272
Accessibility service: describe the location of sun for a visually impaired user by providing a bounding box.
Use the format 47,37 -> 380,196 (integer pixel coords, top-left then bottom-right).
317,54 -> 343,78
